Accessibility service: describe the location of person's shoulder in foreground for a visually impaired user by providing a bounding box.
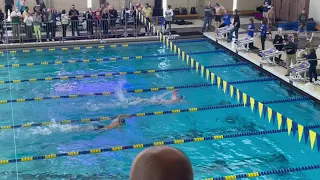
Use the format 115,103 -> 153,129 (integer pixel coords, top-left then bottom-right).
130,146 -> 193,180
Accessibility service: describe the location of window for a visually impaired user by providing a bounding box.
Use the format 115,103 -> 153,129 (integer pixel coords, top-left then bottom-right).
233,0 -> 238,11
87,0 -> 92,9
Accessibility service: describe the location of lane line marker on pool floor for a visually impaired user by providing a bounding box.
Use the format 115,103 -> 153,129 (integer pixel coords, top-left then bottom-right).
0,77 -> 276,104
0,120 -> 318,165
0,96 -> 310,130
0,39 -> 207,54
0,50 -> 223,69
0,62 -> 248,84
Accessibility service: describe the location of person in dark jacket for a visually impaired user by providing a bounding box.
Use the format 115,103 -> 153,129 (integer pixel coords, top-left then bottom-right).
298,9 -> 308,39
306,45 -> 318,84
101,8 -> 109,36
5,0 -> 14,17
260,18 -> 268,50
283,36 -> 297,76
273,28 -> 284,60
202,2 -> 213,32
69,4 -> 80,37
109,5 -> 118,35
0,9 -> 4,39
227,9 -> 240,42
85,8 -> 94,37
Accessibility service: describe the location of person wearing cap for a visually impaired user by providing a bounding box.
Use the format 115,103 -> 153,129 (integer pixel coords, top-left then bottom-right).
95,114 -> 131,131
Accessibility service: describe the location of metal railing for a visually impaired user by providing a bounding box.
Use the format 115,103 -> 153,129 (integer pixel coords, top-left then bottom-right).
0,16 -> 148,44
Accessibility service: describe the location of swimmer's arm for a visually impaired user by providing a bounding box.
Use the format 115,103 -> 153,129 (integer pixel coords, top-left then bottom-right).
117,114 -> 132,120
172,89 -> 178,100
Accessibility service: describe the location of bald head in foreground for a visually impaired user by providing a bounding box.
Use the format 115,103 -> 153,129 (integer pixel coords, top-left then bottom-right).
130,146 -> 194,180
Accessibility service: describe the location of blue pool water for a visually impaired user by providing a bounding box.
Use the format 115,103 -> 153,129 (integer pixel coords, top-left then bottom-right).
1,39 -> 320,179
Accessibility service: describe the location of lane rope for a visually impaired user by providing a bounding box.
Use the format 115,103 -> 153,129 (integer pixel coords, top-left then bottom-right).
0,77 -> 276,105
0,50 -> 223,69
0,39 -> 207,54
203,163 -> 320,180
0,96 -> 309,130
0,120 -> 318,165
1,62 -> 248,84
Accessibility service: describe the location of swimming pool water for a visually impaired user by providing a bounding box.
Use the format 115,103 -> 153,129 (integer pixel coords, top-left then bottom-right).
1,39 -> 320,179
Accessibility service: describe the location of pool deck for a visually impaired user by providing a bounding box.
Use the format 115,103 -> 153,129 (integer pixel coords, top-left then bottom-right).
204,32 -> 320,101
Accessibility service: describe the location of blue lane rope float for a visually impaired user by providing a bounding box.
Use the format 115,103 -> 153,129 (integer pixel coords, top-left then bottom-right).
0,96 -> 309,130
0,122 -> 319,165
0,77 -> 275,105
203,163 -> 320,180
1,62 -> 248,84
0,50 -> 223,69
163,27 -> 320,152
0,39 -> 207,55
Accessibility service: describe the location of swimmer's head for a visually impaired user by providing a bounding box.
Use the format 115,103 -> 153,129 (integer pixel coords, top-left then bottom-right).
120,119 -> 126,124
177,95 -> 184,100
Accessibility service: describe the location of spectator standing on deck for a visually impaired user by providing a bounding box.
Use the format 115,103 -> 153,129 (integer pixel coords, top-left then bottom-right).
248,18 -> 255,49
142,3 -> 152,36
5,0 -> 14,18
164,5 -> 174,33
69,4 -> 80,37
101,8 -> 109,37
214,3 -> 224,28
33,11 -> 42,42
61,9 -> 69,38
306,44 -> 318,85
227,9 -> 240,42
43,8 -> 57,41
273,28 -> 284,60
297,9 -> 308,40
10,7 -> 21,40
219,9 -> 230,28
283,35 -> 297,76
85,8 -> 94,37
260,18 -> 268,50
262,1 -> 269,19
24,12 -> 33,40
0,9 -> 4,40
202,2 -> 213,32
108,5 -> 118,35
267,5 -> 275,27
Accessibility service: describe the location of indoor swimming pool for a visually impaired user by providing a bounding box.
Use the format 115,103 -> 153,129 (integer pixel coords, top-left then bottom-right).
0,39 -> 320,179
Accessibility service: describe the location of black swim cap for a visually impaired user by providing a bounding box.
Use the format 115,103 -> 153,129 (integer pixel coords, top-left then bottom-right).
177,95 -> 184,100
121,119 -> 126,123
97,125 -> 105,129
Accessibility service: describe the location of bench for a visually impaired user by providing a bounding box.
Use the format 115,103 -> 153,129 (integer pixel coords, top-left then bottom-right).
175,14 -> 199,19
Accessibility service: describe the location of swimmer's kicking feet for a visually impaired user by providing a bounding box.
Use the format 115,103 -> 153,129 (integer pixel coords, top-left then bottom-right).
95,114 -> 131,131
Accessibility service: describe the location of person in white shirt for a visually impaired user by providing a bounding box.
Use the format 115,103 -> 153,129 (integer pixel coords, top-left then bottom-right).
10,7 -> 22,39
61,9 -> 69,37
23,12 -> 33,40
164,5 -> 173,33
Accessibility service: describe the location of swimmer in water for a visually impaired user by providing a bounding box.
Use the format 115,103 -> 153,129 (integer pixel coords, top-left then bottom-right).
95,114 -> 131,131
170,89 -> 184,103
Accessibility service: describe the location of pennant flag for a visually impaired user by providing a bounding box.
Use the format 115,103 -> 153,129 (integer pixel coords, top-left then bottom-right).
211,73 -> 215,84
174,45 -> 177,54
153,26 -> 156,35
292,121 -> 298,137
277,113 -> 282,130
317,134 -> 320,152
201,65 -> 204,77
242,93 -> 247,107
157,29 -> 159,37
249,97 -> 255,111
182,51 -> 185,61
166,38 -> 169,46
230,85 -> 234,98
223,81 -> 227,93
196,62 -> 199,73
178,48 -> 181,57
217,77 -> 221,89
170,42 -> 173,51
263,105 -> 267,119
159,33 -> 162,41
191,58 -> 194,68
287,118 -> 292,135
258,102 -> 263,117
304,128 -> 310,144
267,107 -> 272,123
186,55 -> 190,65
271,110 -> 277,125
309,130 -> 316,150
206,69 -> 210,81
254,99 -> 258,114
237,89 -> 240,103
298,124 -> 304,143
